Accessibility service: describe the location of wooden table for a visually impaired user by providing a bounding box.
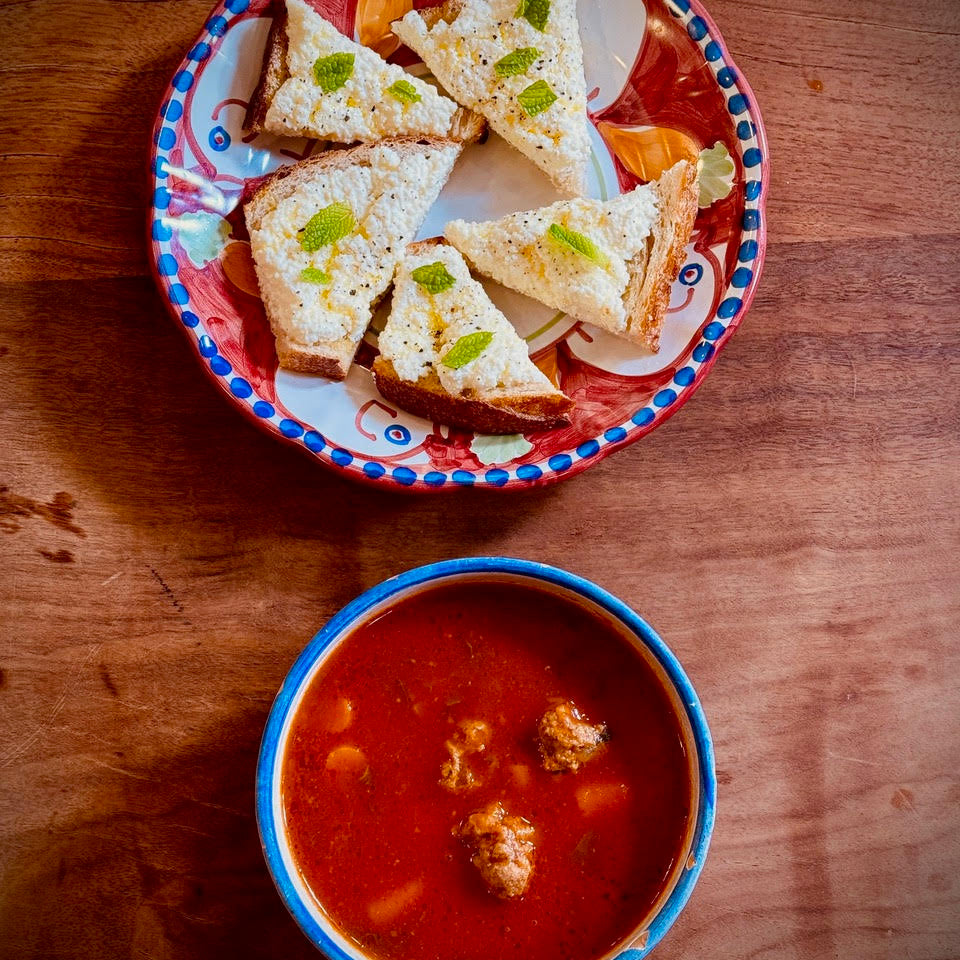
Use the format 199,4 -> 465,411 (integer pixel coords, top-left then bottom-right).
2,1 -> 958,957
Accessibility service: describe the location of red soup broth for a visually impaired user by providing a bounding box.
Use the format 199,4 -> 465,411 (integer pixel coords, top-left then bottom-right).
281,580 -> 695,960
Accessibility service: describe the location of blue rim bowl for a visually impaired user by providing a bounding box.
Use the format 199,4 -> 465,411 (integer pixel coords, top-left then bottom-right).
256,557 -> 717,959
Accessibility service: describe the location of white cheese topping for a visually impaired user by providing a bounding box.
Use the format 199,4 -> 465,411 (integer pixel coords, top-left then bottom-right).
445,184 -> 660,333
249,143 -> 459,347
395,0 -> 590,194
379,244 -> 556,397
265,0 -> 458,141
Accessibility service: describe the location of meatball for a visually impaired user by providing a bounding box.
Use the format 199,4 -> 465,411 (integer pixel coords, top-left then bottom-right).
456,801 -> 536,899
537,701 -> 609,772
440,719 -> 490,792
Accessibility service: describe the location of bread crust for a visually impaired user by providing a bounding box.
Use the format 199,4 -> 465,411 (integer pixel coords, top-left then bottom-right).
244,140 -> 466,381
415,0 -> 465,29
244,2 -> 289,134
623,159 -> 699,352
275,336 -> 354,378
373,357 -> 572,434
243,0 -> 485,142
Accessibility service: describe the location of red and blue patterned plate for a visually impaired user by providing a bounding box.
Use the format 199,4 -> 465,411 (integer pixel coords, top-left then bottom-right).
148,0 -> 768,490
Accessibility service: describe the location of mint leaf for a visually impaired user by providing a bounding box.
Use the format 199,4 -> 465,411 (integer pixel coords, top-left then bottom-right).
386,78 -> 422,104
313,52 -> 354,93
494,47 -> 541,78
516,0 -> 549,31
411,261 -> 457,295
442,331 -> 494,369
299,202 -> 355,252
517,79 -> 557,117
697,141 -> 736,208
300,267 -> 331,284
546,223 -> 608,266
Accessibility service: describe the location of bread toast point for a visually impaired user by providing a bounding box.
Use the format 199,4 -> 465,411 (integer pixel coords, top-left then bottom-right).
445,160 -> 699,352
243,0 -> 485,144
373,240 -> 573,433
624,159 -> 700,351
244,139 -> 464,380
394,0 -> 591,195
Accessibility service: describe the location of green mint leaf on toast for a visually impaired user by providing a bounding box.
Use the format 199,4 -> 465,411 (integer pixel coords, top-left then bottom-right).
546,223 -> 609,266
441,331 -> 494,369
517,79 -> 557,117
516,0 -> 550,31
313,52 -> 355,92
494,47 -> 541,78
386,78 -> 422,104
299,202 -> 355,253
411,261 -> 457,295
300,267 -> 332,284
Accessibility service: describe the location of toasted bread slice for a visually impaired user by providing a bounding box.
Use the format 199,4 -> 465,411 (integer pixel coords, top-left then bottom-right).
245,0 -> 484,144
245,139 -> 466,378
373,240 -> 573,433
445,160 -> 699,351
394,0 -> 591,196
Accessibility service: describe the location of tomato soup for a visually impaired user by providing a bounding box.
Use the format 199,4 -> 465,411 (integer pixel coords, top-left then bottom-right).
281,580 -> 695,960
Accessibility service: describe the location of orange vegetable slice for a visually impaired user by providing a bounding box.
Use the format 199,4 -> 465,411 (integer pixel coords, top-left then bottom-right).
367,878 -> 424,925
325,744 -> 369,790
597,122 -> 700,183
575,782 -> 629,816
220,241 -> 260,297
356,0 -> 413,59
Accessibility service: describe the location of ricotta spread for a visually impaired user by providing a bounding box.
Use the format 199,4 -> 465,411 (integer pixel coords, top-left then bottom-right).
248,143 -> 460,348
379,244 -> 556,397
266,0 -> 458,141
395,0 -> 590,194
445,184 -> 660,333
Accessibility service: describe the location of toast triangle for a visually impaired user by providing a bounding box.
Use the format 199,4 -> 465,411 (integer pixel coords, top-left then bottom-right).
245,139 -> 466,378
394,0 -> 591,195
245,0 -> 484,144
444,160 -> 699,351
373,239 -> 573,433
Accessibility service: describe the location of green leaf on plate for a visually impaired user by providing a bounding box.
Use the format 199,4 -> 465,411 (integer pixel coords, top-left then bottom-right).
470,433 -> 533,464
697,141 -> 736,208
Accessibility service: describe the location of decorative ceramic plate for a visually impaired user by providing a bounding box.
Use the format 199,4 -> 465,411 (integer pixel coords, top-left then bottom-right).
148,0 -> 768,490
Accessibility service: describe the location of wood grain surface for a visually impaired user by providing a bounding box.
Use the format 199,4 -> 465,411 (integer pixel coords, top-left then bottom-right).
2,1 -> 959,958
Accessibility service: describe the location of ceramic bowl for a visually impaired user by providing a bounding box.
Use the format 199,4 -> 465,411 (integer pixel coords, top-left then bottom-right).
256,557 -> 716,958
